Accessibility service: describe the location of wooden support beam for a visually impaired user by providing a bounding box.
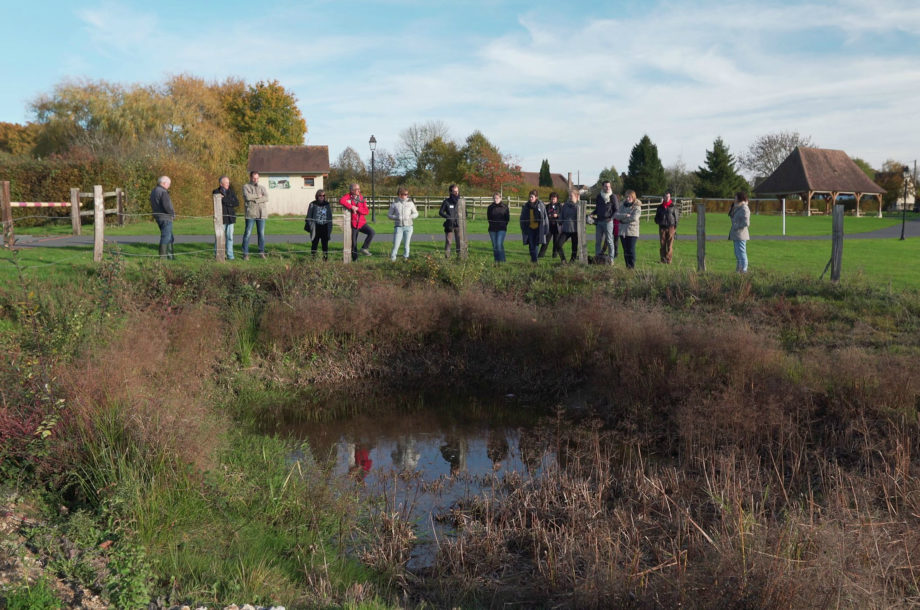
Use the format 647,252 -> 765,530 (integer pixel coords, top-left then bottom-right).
458,196 -> 468,260
576,200 -> 587,264
70,188 -> 81,235
93,185 -> 104,262
2,181 -> 14,249
342,211 -> 352,263
830,204 -> 844,282
213,193 -> 226,262
116,187 -> 125,226
696,204 -> 706,272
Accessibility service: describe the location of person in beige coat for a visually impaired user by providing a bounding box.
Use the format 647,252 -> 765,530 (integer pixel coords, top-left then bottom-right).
242,171 -> 269,259
613,189 -> 641,268
729,191 -> 751,272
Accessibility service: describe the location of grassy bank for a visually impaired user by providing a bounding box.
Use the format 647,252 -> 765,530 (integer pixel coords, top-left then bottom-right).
2,258 -> 920,607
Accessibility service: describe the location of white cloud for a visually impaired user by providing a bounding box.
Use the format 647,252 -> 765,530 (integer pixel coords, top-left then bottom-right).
62,0 -> 920,181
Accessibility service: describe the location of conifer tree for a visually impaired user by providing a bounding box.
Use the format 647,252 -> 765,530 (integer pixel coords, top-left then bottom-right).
695,137 -> 748,197
538,159 -> 553,187
623,135 -> 666,196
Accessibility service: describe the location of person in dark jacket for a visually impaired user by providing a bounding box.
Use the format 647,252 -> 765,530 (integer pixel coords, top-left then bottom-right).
539,192 -> 563,259
654,191 -> 679,264
305,189 -> 334,260
439,184 -> 464,259
556,189 -> 580,263
519,190 -> 549,263
212,176 -> 239,260
486,191 -> 510,262
150,175 -> 175,259
591,180 -> 617,264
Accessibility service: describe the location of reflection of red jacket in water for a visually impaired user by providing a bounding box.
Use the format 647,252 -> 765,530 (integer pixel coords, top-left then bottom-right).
355,447 -> 372,473
339,193 -> 369,229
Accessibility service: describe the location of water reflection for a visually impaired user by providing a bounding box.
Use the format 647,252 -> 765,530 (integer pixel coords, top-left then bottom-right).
289,404 -> 555,567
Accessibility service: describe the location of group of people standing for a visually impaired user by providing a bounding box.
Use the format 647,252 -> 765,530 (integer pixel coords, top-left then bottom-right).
150,171 -> 270,261
153,176 -> 751,271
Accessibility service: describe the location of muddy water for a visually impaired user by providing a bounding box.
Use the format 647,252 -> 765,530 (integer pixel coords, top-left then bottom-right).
287,402 -> 557,568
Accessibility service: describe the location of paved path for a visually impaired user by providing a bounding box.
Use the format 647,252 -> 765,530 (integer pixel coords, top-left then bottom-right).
12,218 -> 920,248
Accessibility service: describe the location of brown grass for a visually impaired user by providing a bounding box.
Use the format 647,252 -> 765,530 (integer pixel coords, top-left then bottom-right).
59,304 -> 226,470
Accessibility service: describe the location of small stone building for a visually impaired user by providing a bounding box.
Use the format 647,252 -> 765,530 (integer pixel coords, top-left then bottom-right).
247,145 -> 330,215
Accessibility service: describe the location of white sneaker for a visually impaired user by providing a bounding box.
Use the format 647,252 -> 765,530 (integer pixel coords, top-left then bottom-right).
361,248 -> 372,256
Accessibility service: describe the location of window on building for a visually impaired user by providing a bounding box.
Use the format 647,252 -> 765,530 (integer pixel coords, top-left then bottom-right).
302,177 -> 315,187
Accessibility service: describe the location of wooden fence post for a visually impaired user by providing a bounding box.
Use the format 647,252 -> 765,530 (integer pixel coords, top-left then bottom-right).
458,196 -> 468,260
93,185 -> 104,262
1,181 -> 13,249
696,204 -> 706,272
213,193 -> 226,261
830,204 -> 844,282
342,210 -> 352,263
70,188 -> 81,235
576,200 -> 587,264
116,187 -> 125,226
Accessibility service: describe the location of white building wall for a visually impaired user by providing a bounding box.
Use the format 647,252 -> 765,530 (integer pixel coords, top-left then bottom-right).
258,173 -> 326,215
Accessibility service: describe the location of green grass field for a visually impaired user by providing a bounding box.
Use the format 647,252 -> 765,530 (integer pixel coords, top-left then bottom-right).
4,230 -> 919,290
9,209 -> 911,238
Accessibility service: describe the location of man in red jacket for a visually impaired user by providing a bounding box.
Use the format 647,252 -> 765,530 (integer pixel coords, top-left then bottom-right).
339,183 -> 375,260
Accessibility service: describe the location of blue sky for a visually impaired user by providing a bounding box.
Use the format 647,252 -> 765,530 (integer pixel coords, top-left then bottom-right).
1,0 -> 918,181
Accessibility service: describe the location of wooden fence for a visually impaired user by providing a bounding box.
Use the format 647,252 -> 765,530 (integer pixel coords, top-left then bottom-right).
2,182 -> 124,261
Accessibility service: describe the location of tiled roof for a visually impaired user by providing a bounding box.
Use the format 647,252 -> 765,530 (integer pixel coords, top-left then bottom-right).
755,147 -> 885,195
247,145 -> 330,173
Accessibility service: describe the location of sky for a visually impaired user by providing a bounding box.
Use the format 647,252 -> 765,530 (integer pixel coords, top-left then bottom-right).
1,0 -> 918,181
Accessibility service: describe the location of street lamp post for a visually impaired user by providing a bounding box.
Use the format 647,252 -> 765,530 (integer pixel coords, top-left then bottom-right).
369,135 -> 377,222
900,165 -> 909,241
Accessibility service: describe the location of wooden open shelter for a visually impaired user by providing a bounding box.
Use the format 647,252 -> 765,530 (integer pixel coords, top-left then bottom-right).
754,147 -> 886,216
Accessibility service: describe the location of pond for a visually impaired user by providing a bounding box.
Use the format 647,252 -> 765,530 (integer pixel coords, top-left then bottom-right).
286,400 -> 558,568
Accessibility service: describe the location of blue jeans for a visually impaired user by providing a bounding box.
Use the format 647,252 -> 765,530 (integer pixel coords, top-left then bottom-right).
391,225 -> 413,260
733,239 -> 748,272
489,230 -> 507,262
224,223 -> 235,259
595,220 -> 614,262
155,217 -> 173,249
243,218 -> 265,255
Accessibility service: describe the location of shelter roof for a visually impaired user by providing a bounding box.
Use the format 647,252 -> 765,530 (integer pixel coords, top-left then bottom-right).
247,145 -> 330,174
520,172 -> 570,191
755,147 -> 885,195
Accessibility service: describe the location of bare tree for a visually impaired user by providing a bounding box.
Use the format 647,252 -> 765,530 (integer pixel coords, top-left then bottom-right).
365,147 -> 397,178
664,158 -> 699,198
740,131 -> 815,184
396,120 -> 450,176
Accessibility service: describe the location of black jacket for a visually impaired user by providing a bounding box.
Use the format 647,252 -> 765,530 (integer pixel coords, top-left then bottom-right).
559,201 -> 579,233
546,200 -> 562,230
212,186 -> 239,225
439,196 -> 462,231
487,202 -> 510,232
305,200 -> 334,239
592,192 -> 618,221
655,201 -> 679,228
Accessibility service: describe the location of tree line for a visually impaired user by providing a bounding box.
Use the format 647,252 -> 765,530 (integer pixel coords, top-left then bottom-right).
1,76 -> 912,212
0,75 -> 305,216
